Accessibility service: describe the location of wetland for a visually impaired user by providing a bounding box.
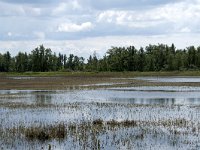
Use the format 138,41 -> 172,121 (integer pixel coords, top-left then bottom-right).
1,73 -> 200,149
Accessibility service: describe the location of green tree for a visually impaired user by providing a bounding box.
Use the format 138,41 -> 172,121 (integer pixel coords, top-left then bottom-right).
15,52 -> 29,72
4,51 -> 11,72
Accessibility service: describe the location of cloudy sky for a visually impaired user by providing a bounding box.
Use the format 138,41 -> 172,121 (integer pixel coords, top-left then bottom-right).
0,0 -> 200,57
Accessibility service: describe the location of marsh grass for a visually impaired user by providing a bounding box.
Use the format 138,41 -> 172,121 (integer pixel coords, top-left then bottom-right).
25,123 -> 66,141
3,118 -> 195,141
0,102 -> 81,109
1,115 -> 199,149
1,71 -> 200,90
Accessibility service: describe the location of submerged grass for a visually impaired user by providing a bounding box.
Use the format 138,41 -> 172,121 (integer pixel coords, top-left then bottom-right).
1,100 -> 200,149
2,118 -> 197,143
25,123 -> 66,141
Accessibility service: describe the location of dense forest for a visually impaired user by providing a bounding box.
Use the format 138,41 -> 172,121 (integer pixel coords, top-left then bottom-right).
0,44 -> 200,72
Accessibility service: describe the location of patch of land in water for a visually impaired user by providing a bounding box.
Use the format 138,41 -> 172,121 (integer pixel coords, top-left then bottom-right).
1,71 -> 200,90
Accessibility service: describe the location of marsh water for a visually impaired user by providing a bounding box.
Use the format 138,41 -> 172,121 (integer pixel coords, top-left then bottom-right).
134,76 -> 200,83
1,77 -> 200,149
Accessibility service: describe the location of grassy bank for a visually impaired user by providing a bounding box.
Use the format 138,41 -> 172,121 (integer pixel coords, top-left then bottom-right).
1,70 -> 200,77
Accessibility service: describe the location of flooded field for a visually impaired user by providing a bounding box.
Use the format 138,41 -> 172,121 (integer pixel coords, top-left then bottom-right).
1,77 -> 200,149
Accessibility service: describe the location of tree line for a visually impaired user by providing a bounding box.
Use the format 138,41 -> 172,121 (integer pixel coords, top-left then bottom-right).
0,44 -> 200,72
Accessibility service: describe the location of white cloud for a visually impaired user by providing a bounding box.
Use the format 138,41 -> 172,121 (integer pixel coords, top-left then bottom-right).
0,2 -> 25,16
7,32 -> 12,37
1,33 -> 200,58
52,1 -> 82,16
33,31 -> 45,40
0,1 -> 42,17
57,22 -> 93,32
1,0 -> 200,55
24,7 -> 41,16
97,10 -> 166,29
180,27 -> 191,33
97,1 -> 200,32
71,0 -> 82,9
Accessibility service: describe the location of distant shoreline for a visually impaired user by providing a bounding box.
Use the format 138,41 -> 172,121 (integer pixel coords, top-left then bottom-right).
1,71 -> 200,77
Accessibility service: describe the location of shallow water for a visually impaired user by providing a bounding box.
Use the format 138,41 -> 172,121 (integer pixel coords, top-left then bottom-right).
1,84 -> 200,149
134,76 -> 200,83
7,77 -> 37,80
1,87 -> 200,105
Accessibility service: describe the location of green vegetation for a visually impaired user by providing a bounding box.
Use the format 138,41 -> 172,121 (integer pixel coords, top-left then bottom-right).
1,71 -> 200,78
1,43 -> 200,73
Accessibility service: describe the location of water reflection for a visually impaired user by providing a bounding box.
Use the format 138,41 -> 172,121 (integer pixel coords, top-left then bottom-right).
35,94 -> 52,105
109,86 -> 200,92
73,89 -> 200,105
1,88 -> 200,105
110,98 -> 177,105
109,97 -> 200,105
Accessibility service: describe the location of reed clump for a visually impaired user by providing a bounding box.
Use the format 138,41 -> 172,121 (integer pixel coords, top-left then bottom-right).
24,124 -> 66,141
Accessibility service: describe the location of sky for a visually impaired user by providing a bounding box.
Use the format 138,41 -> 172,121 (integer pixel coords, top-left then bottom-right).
0,0 -> 200,57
